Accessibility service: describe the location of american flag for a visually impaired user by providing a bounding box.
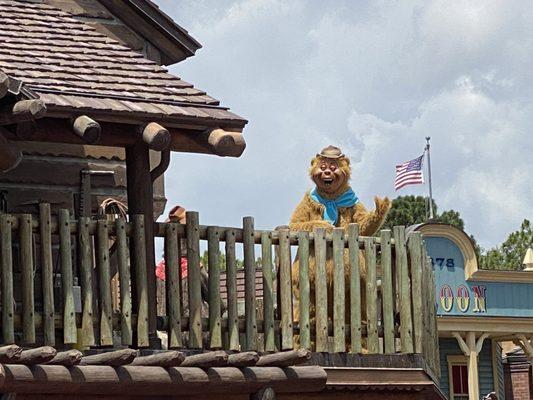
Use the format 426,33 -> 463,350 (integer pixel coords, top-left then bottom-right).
395,154 -> 424,190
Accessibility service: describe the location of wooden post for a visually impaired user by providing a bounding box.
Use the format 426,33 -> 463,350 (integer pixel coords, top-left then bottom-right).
165,223 -> 182,349
116,218 -> 132,346
332,228 -> 345,352
243,216 -> 258,350
133,215 -> 149,348
408,232 -> 423,354
78,217 -> 95,347
96,219 -> 113,346
453,331 -> 487,400
126,141 -> 158,347
262,232 -> 275,352
39,203 -> 55,346
278,228 -> 293,350
20,214 -> 35,344
207,226 -> 222,349
59,209 -> 77,344
364,237 -> 379,353
0,214 -> 14,344
348,224 -> 361,353
186,211 -> 202,349
380,229 -> 394,354
314,227 -> 328,352
297,231 -> 310,350
393,226 -> 413,353
225,228 -> 239,351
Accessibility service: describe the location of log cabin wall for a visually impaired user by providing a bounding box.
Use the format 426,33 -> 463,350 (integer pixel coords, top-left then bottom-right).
0,141 -> 166,218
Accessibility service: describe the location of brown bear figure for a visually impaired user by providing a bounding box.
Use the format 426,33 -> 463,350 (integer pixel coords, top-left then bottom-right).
289,145 -> 391,337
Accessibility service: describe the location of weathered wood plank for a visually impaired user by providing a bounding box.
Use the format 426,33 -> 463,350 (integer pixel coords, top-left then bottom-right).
165,223 -> 182,349
47,350 -> 83,366
243,217 -> 258,350
78,217 -> 95,347
393,226 -> 413,353
20,214 -> 35,344
1,214 -> 15,344
16,346 -> 56,365
0,344 -> 22,363
225,228 -> 239,351
227,351 -> 260,367
314,227 -> 328,352
81,349 -> 137,366
297,231 -> 310,350
380,229 -> 394,354
256,348 -> 311,367
180,350 -> 228,367
332,228 -> 346,353
408,232 -> 423,354
116,218 -> 132,346
133,215 -> 149,347
39,203 -> 55,346
348,224 -> 361,353
364,238 -> 379,353
186,211 -> 202,348
59,209 -> 77,344
96,219 -> 113,346
208,226 -> 222,349
278,228 -> 293,350
261,231 -> 275,352
131,351 -> 185,367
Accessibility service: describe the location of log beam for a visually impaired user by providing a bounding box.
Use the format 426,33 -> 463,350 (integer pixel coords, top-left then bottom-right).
130,351 -> 185,367
141,122 -> 170,151
180,350 -> 228,368
170,127 -> 246,157
72,115 -> 101,143
0,100 -> 47,125
81,349 -> 138,366
0,365 -> 327,396
46,350 -> 83,366
15,346 -> 57,365
227,351 -> 260,367
0,345 -> 22,363
0,72 -> 9,100
256,349 -> 311,367
0,130 -> 22,173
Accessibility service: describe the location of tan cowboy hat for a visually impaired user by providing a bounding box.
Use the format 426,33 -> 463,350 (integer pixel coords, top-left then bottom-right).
317,145 -> 345,159
165,205 -> 186,224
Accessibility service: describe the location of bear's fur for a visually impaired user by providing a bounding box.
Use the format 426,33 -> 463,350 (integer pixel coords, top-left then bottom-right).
289,149 -> 390,328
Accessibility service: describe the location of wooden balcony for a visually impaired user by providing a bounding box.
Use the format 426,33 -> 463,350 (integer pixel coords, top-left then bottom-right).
0,206 -> 442,398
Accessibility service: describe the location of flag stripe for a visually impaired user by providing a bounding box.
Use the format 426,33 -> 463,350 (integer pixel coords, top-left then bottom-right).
394,154 -> 424,191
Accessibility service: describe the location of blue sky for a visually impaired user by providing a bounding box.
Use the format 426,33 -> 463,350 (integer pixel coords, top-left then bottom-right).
155,0 -> 532,249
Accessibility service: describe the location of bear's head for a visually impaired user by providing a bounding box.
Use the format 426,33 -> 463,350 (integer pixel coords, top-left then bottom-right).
309,145 -> 351,198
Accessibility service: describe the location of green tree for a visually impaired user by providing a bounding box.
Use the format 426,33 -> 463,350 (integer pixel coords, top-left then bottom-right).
381,195 -> 465,231
479,219 -> 533,270
200,250 -> 244,270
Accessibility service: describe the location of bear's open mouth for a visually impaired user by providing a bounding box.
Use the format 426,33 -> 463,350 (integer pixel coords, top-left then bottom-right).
323,178 -> 333,186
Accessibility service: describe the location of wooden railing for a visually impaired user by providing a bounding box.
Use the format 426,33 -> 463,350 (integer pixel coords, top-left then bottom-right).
0,206 -> 439,379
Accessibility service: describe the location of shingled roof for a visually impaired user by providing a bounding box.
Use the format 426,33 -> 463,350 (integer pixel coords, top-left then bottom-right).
0,0 -> 247,129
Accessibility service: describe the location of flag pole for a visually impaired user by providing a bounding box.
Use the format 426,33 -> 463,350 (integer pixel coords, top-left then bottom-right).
425,136 -> 435,219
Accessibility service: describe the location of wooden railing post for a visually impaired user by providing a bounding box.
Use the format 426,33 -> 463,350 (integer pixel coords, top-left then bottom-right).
380,229 -> 394,354
243,217 -> 258,351
165,223 -> 181,349
332,228 -> 345,352
314,227 -> 328,352
225,228 -> 239,351
408,232 -> 423,354
20,214 -> 35,344
393,226 -> 413,353
186,211 -> 202,349
278,228 -> 292,351
59,209 -> 77,344
348,224 -> 361,353
133,215 -> 149,347
207,226 -> 222,349
297,231 -> 310,350
261,231 -> 276,352
78,217 -> 95,347
39,204 -> 55,346
364,237 -> 379,353
0,214 -> 14,344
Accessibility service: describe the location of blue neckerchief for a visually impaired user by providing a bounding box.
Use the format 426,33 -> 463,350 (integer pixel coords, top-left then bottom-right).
310,187 -> 359,225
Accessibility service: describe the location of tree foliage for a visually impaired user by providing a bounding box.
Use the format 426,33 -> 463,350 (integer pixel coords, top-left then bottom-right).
479,219 -> 533,270
381,195 -> 464,230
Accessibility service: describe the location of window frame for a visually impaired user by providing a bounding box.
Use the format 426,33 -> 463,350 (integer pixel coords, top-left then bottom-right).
447,355 -> 469,399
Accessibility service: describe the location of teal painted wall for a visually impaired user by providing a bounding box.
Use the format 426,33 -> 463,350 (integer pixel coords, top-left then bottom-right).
439,338 -> 497,399
426,236 -> 533,317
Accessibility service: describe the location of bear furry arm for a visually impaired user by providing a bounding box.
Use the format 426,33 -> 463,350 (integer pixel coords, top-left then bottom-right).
353,196 -> 391,236
289,195 -> 333,232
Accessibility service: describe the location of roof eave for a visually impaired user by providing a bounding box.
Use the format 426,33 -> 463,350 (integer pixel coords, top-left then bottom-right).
98,0 -> 202,65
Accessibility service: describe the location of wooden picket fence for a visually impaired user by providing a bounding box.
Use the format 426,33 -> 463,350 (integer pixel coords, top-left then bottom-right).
0,206 -> 439,379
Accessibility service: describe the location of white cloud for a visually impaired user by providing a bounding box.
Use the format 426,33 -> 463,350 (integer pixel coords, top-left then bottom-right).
156,0 -> 532,248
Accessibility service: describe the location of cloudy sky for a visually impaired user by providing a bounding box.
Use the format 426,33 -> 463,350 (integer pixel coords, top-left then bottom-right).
155,0 -> 532,249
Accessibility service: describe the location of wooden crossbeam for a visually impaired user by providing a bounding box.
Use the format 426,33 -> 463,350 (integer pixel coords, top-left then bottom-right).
142,122 -> 170,151
0,99 -> 47,125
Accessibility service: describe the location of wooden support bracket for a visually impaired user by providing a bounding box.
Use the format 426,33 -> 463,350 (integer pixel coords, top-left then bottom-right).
72,115 -> 101,143
141,122 -> 170,151
452,332 -> 470,356
515,334 -> 533,360
0,99 -> 47,125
